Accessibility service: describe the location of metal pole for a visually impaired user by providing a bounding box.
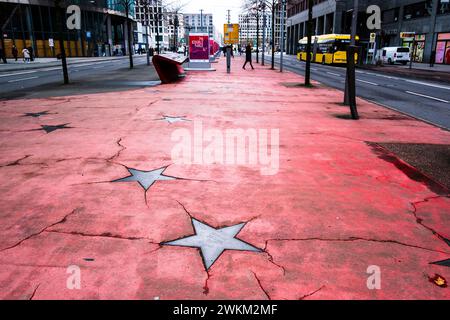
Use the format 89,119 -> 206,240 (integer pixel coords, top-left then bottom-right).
200,9 -> 203,33
146,25 -> 150,65
279,0 -> 286,72
55,0 -> 69,84
345,0 -> 358,104
350,0 -> 358,45
305,0 -> 313,86
125,3 -> 133,69
256,5 -> 260,64
271,0 -> 275,69
262,5 -> 266,66
156,12 -> 160,54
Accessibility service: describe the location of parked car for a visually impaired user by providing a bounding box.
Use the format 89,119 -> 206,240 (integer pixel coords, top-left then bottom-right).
380,46 -> 411,65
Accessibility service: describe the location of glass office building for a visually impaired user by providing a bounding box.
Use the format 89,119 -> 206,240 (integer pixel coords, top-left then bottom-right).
0,0 -> 135,58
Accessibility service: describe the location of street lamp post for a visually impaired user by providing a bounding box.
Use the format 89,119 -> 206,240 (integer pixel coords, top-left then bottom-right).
262,3 -> 266,66
256,3 -> 260,63
279,0 -> 286,72
55,0 -> 69,84
271,0 -> 276,69
305,0 -> 313,86
200,9 -> 203,33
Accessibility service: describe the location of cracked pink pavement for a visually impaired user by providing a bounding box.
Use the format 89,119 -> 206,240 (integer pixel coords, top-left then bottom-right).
0,56 -> 449,300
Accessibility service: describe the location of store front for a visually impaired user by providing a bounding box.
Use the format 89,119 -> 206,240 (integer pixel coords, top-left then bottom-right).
402,34 -> 426,62
435,33 -> 450,64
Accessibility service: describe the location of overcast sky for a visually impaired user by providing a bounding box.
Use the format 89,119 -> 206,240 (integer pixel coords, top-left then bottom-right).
180,0 -> 245,35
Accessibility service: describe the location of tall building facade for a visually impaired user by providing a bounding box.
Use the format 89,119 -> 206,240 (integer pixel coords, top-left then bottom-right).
183,13 -> 215,39
239,12 -> 273,48
0,0 -> 135,58
285,0 -> 450,64
134,0 -> 168,50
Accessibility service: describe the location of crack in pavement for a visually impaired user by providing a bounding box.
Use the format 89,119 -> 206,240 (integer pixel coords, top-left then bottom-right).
107,138 -> 126,162
0,155 -> 32,168
410,195 -> 450,245
0,209 -> 80,252
29,283 -> 40,300
203,270 -> 211,295
264,237 -> 450,254
45,230 -> 157,243
298,285 -> 325,300
263,242 -> 287,276
252,271 -> 271,300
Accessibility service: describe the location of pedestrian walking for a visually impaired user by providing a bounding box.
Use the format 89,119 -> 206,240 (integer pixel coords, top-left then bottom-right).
22,48 -> 30,63
0,47 -> 6,63
242,44 -> 254,70
27,46 -> 34,61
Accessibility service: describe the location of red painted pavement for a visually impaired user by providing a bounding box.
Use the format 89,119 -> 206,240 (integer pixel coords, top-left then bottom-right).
0,56 -> 449,299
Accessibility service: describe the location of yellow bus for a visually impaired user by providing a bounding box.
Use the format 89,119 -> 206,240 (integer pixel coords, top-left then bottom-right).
297,34 -> 359,65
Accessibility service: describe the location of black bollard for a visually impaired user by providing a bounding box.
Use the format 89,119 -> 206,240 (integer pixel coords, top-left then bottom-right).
226,47 -> 231,74
345,45 -> 359,120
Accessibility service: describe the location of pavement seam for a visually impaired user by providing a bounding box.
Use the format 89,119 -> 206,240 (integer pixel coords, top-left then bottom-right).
264,237 -> 449,254
44,230 -> 157,243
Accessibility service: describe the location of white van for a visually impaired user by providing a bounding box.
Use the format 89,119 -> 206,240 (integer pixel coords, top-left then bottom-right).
380,47 -> 411,65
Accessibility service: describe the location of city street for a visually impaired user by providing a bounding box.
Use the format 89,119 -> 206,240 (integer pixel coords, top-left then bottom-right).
1,0 -> 450,308
269,54 -> 450,130
0,56 -> 449,300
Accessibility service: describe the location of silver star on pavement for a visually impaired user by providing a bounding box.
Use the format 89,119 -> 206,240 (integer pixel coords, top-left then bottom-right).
113,166 -> 177,191
159,116 -> 189,124
162,218 -> 262,270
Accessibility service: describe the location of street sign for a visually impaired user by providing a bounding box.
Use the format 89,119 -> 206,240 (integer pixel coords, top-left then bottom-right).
370,33 -> 376,43
49,38 -> 54,47
223,24 -> 239,45
400,32 -> 415,39
86,31 -> 91,39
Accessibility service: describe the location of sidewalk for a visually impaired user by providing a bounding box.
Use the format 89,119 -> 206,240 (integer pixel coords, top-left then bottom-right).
0,56 -> 134,73
0,56 -> 449,299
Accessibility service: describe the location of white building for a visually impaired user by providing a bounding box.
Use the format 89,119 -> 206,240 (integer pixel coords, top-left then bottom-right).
239,12 -> 273,49
166,12 -> 185,50
183,13 -> 215,39
134,0 -> 169,50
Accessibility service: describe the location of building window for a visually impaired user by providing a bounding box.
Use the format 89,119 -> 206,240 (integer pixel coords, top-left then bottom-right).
382,8 -> 400,23
403,1 -> 433,20
438,0 -> 450,14
435,33 -> 450,64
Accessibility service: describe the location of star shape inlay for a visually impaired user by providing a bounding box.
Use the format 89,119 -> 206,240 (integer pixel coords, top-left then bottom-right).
162,217 -> 262,270
158,115 -> 190,124
112,166 -> 179,191
23,111 -> 52,118
431,238 -> 450,268
39,124 -> 71,133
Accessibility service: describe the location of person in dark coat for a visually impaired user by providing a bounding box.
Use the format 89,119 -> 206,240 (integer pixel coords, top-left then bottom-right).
242,44 -> 254,70
12,45 -> 19,61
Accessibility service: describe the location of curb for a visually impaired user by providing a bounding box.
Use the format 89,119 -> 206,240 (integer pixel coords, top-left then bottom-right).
0,56 -> 131,73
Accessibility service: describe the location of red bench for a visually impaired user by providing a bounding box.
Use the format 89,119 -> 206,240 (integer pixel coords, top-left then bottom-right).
152,53 -> 188,84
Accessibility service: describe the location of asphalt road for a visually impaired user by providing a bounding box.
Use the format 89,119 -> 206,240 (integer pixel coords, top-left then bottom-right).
267,54 -> 450,130
0,55 -> 157,99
